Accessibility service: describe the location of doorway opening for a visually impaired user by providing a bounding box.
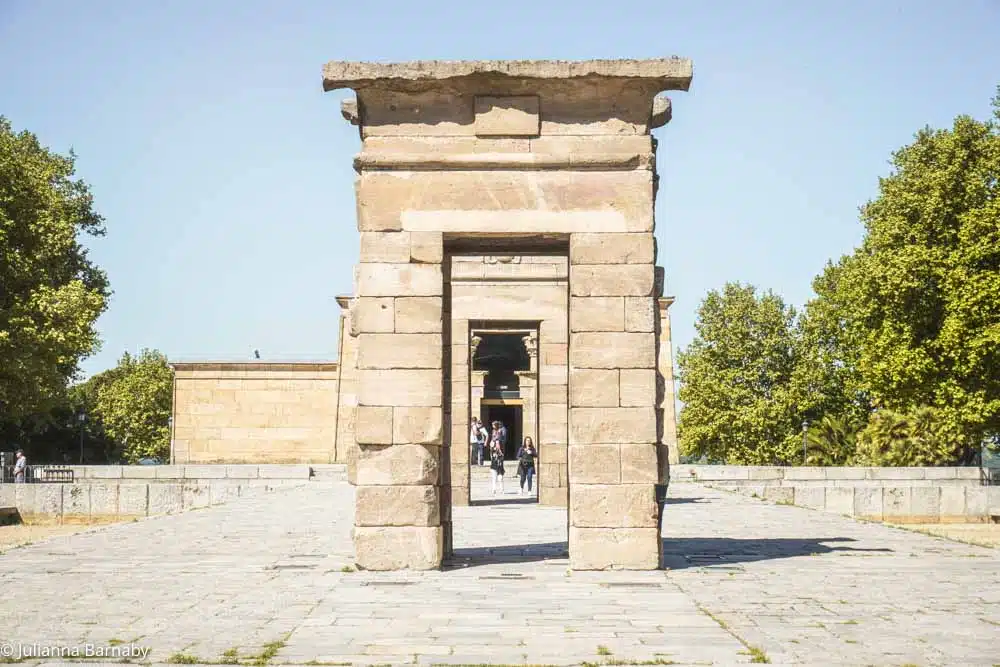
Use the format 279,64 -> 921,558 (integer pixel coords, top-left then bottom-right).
481,403 -> 522,460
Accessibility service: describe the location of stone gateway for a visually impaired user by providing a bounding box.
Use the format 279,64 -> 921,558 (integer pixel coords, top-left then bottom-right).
170,58 -> 691,571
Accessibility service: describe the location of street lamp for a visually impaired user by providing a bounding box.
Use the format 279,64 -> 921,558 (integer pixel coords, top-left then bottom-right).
78,410 -> 86,464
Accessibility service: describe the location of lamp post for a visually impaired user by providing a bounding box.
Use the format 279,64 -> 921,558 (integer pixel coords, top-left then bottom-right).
78,410 -> 87,464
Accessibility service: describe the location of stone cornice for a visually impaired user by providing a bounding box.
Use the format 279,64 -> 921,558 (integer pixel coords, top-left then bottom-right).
170,362 -> 339,372
353,152 -> 650,172
323,58 -> 693,92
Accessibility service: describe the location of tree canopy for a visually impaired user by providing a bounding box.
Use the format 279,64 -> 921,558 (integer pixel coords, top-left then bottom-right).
0,116 -> 110,420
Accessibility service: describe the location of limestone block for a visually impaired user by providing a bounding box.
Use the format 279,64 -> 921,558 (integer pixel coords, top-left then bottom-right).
853,487 -> 883,519
882,487 -> 912,519
539,383 -> 567,405
570,332 -> 656,369
355,485 -> 439,526
543,442 -> 568,463
358,369 -> 442,407
569,368 -> 619,407
450,462 -> 470,488
353,526 -> 443,570
360,231 -> 410,263
225,465 -> 260,479
63,484 -> 91,517
939,486 -> 966,519
568,444 -> 620,484
570,265 -> 654,297
148,484 -> 184,515
358,333 -> 442,369
539,363 -> 568,385
182,465 -> 227,479
540,485 -> 568,507
570,407 -> 656,445
355,406 -> 393,445
570,233 -> 654,265
32,484 -> 63,515
474,95 -> 540,136
395,297 -> 443,333
182,482 -> 211,510
393,407 -> 443,445
90,484 -> 118,516
409,231 -> 443,263
539,317 -> 569,345
118,483 -> 148,515
825,487 -> 855,515
355,444 -> 440,486
620,443 -> 658,483
570,297 -> 624,332
793,487 -> 825,509
910,486 -> 941,521
965,487 -> 988,518
763,486 -> 793,504
569,527 -> 659,570
539,415 -> 569,445
356,263 -> 442,297
572,484 -> 657,528
351,297 -> 394,336
624,296 -> 656,333
541,343 -> 567,366
619,369 -> 656,407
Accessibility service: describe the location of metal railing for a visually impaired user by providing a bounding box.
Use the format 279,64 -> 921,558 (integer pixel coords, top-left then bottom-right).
0,464 -> 75,484
981,467 -> 1000,486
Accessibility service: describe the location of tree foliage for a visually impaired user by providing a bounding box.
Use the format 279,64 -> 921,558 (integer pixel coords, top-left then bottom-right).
0,117 -> 110,420
677,283 -> 804,465
91,350 -> 173,463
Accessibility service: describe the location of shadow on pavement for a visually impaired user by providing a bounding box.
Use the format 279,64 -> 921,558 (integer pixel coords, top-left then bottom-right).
661,536 -> 892,570
469,497 -> 539,507
444,541 -> 568,569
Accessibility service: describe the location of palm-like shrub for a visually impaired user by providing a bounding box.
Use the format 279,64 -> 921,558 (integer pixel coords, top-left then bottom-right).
804,415 -> 859,465
854,406 -> 962,466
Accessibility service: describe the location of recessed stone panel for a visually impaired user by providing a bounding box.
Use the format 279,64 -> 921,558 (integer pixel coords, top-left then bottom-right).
474,95 -> 540,137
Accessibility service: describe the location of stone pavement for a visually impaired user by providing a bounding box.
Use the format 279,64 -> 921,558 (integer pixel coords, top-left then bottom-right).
0,477 -> 997,666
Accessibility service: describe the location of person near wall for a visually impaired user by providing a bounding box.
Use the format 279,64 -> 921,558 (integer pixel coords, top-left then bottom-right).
489,437 -> 505,495
13,449 -> 27,483
516,437 -> 537,495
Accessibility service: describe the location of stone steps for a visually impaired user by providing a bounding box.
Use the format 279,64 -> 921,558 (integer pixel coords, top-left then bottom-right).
310,465 -> 348,482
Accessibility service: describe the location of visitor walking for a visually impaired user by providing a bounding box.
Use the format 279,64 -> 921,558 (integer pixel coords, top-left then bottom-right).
489,438 -> 505,495
516,437 -> 536,495
470,418 -> 487,466
13,449 -> 27,483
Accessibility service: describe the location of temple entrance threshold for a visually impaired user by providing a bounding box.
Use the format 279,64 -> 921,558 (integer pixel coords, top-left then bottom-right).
481,403 -> 522,460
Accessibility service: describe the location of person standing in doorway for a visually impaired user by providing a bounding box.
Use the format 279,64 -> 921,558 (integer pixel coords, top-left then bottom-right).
498,421 -> 508,456
477,419 -> 489,465
13,449 -> 27,483
489,436 -> 505,495
470,418 -> 483,467
516,437 -> 536,495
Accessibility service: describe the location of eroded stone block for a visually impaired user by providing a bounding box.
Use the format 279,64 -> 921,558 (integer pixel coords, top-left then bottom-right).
572,484 -> 657,528
624,296 -> 656,332
392,406 -> 443,445
620,443 -> 658,483
118,483 -> 149,515
569,368 -> 619,407
360,231 -> 410,263
570,332 -> 655,369
395,297 -> 443,333
474,95 -> 540,136
353,526 -> 443,570
356,263 -> 442,297
148,484 -> 183,515
570,265 -> 654,297
568,444 -> 621,484
358,369 -> 443,407
63,484 -> 91,517
351,297 -> 394,335
619,368 -> 656,407
357,333 -> 442,369
570,296 -> 624,332
355,485 -> 439,526
570,233 -> 654,264
409,231 -> 443,264
355,406 -> 393,444
355,444 -> 440,486
570,407 -> 656,445
569,527 -> 659,570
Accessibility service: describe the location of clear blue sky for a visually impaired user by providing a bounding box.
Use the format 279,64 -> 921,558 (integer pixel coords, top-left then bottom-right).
1,0 -> 997,378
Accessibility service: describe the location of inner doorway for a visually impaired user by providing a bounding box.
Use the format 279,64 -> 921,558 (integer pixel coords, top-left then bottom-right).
481,403 -> 522,460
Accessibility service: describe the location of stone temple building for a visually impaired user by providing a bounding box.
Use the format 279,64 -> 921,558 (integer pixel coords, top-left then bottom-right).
170,58 -> 691,570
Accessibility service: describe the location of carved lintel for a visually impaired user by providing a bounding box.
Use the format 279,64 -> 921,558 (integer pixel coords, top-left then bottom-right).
484,255 -> 521,265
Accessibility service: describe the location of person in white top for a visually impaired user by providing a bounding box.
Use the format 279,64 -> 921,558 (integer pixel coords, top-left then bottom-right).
469,418 -> 488,466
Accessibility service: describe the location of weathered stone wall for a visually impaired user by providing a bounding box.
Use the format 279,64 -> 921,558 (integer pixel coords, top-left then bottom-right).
674,465 -> 1000,523
171,363 -> 340,463
0,465 -> 336,521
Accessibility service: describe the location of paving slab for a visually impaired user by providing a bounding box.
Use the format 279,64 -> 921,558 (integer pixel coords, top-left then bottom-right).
0,476 -> 997,666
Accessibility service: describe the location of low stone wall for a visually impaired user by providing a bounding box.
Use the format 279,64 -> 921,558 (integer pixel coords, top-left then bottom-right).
672,465 -> 1000,523
0,464 -> 346,522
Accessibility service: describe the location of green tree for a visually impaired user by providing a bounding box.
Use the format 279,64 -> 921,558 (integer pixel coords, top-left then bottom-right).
0,117 -> 110,420
677,282 -> 805,465
92,349 -> 174,463
803,89 -> 1000,463
854,406 -> 962,467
